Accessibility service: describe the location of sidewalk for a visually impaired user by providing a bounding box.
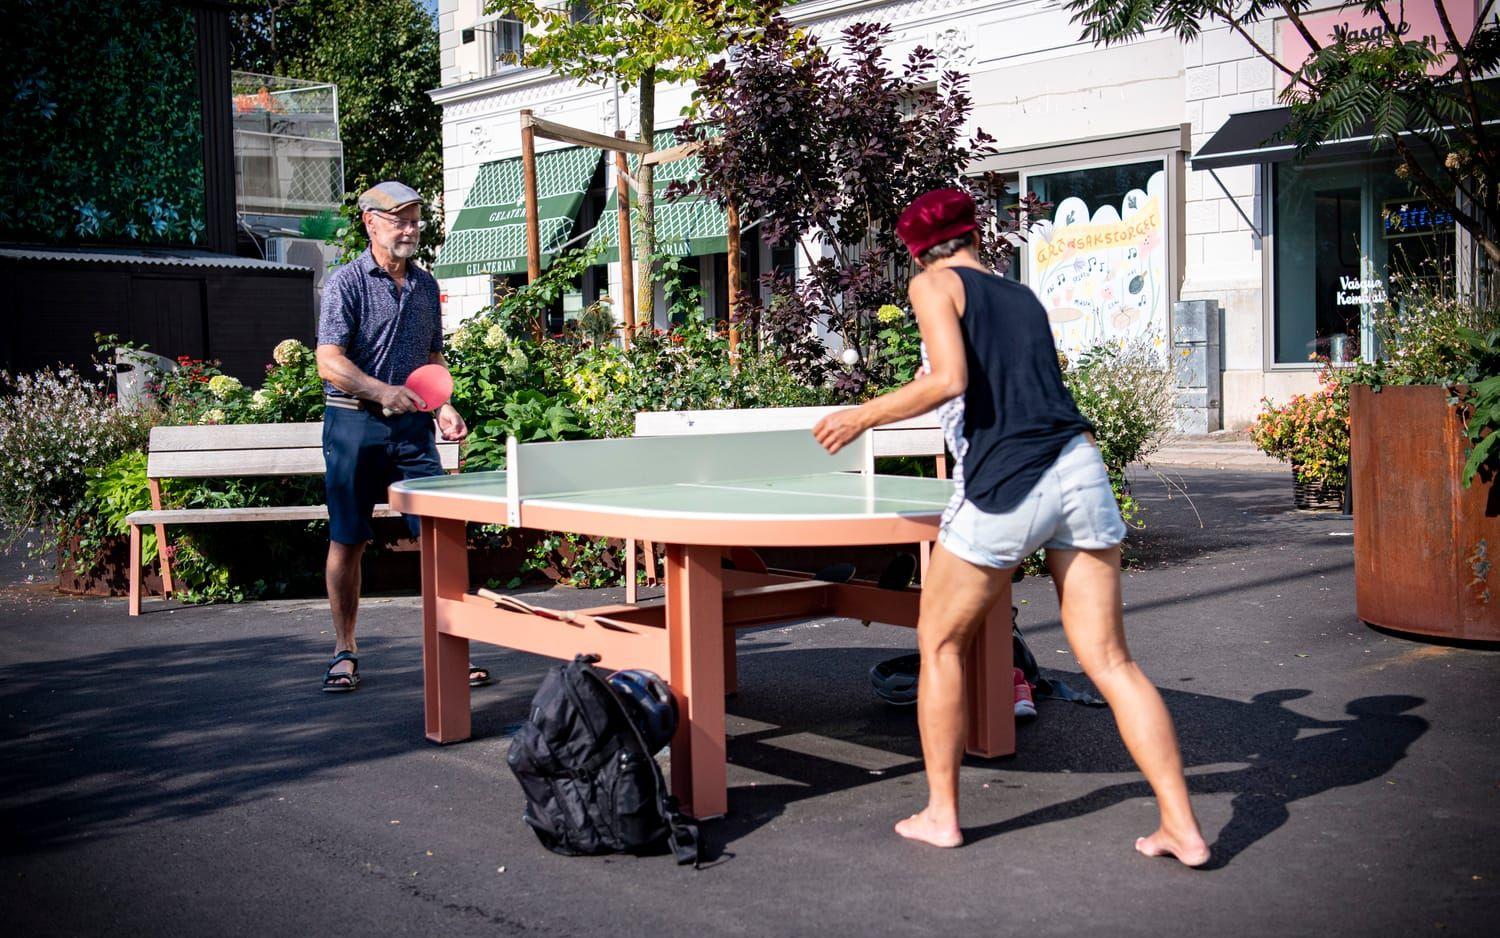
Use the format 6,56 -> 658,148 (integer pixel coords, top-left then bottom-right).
1147,430 -> 1287,472
2,469 -> 1495,937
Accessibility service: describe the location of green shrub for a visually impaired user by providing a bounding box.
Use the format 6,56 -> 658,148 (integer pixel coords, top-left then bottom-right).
0,363 -> 150,555
1453,327 -> 1500,485
1063,337 -> 1175,529
870,303 -> 922,395
144,339 -> 323,427
1250,361 -> 1350,489
1345,282 -> 1500,486
523,533 -> 621,589
1356,281 -> 1500,387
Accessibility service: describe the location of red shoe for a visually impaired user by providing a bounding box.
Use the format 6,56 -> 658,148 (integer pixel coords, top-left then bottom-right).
1013,667 -> 1037,720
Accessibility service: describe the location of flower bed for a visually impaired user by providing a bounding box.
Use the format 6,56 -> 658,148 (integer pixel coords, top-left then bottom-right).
1250,360 -> 1351,505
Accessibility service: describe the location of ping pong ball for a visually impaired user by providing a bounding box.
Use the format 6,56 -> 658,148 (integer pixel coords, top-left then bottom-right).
841,348 -> 859,365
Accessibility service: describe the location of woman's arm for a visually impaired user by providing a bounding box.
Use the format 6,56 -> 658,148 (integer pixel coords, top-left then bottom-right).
812,271 -> 967,455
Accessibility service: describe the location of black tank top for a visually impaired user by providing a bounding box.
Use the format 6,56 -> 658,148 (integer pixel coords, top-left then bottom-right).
939,267 -> 1095,514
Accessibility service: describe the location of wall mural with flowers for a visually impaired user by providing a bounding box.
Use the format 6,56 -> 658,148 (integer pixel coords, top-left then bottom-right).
1027,167 -> 1168,358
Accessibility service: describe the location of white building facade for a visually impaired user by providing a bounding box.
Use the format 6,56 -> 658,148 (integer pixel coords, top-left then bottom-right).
431,0 -> 1476,429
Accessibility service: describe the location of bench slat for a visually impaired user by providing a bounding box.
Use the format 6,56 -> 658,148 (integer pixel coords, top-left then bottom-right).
150,423 -> 325,451
127,504 -> 407,525
149,422 -> 462,458
149,448 -> 330,478
147,436 -> 460,478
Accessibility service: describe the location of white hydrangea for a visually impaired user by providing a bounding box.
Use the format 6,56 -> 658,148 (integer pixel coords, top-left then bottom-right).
273,339 -> 307,366
207,375 -> 242,399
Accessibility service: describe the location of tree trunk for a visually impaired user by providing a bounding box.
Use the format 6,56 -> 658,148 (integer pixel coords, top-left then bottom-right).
636,68 -> 656,327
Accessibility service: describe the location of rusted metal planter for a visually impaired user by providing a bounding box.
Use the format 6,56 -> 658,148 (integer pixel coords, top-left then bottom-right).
1351,384 -> 1499,641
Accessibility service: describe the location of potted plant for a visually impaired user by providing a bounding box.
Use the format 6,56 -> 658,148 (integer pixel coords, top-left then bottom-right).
1346,285 -> 1500,642
1250,360 -> 1350,511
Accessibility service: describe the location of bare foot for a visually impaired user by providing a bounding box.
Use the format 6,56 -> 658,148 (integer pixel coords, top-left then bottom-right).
894,810 -> 963,848
1135,828 -> 1211,867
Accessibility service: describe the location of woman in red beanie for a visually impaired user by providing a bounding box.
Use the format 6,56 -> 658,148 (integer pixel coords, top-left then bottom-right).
813,188 -> 1208,866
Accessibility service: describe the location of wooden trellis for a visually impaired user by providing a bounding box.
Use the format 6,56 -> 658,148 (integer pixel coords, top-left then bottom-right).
519,109 -> 744,361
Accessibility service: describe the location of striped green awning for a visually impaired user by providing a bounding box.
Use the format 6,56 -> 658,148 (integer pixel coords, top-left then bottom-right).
588,130 -> 728,263
432,146 -> 601,279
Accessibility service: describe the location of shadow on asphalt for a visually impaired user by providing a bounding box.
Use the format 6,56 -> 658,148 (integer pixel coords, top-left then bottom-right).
0,635 -> 471,855
957,691 -> 1426,869
0,628 -> 1431,873
708,640 -> 1428,868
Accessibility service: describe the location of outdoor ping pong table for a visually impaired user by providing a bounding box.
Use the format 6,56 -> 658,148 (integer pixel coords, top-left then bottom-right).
387,428 -> 1015,818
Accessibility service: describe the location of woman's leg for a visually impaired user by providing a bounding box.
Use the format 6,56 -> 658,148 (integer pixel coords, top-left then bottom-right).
895,542 -> 1013,847
1047,546 -> 1210,866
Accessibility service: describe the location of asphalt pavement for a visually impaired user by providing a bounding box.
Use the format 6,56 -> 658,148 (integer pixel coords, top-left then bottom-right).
2,466 -> 1496,937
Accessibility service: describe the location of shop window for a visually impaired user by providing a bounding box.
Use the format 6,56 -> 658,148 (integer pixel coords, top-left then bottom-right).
491,273 -> 524,307
1273,160 -> 1453,365
1024,160 -> 1168,357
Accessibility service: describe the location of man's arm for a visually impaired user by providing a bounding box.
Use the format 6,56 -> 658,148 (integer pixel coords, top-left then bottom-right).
316,344 -> 425,413
426,351 -> 468,442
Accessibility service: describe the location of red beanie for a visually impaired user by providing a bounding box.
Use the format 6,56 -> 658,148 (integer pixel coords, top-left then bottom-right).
896,188 -> 977,258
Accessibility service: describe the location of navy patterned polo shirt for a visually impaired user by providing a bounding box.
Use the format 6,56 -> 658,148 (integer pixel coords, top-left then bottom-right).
317,249 -> 443,399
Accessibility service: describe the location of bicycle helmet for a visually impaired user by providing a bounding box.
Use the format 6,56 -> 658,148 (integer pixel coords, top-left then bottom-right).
607,668 -> 678,754
869,653 -> 921,706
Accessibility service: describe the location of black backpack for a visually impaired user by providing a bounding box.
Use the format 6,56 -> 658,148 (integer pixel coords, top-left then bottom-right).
506,655 -> 700,865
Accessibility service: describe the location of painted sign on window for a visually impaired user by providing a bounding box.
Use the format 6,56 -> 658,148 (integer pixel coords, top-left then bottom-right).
1028,170 -> 1168,357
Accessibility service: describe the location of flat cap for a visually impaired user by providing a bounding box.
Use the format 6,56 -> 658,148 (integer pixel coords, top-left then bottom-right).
358,181 -> 425,213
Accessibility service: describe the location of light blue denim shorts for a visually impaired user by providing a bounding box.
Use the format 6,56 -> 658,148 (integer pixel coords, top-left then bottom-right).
938,434 -> 1127,570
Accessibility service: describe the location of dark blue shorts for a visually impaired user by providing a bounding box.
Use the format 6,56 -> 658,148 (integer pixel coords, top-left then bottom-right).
323,407 -> 444,544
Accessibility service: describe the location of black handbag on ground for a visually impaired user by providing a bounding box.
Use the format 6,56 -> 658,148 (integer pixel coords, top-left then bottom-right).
506,654 -> 700,865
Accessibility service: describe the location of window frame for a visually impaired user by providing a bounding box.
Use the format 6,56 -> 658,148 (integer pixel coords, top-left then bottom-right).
1263,156 -> 1459,370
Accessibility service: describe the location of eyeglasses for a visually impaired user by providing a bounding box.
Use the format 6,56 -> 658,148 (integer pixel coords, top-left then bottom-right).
369,210 -> 427,232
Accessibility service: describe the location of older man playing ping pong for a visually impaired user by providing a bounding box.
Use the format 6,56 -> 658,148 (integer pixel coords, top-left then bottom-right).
314,180 -> 480,693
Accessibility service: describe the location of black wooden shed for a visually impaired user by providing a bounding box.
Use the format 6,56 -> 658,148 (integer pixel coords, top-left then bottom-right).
0,246 -> 314,382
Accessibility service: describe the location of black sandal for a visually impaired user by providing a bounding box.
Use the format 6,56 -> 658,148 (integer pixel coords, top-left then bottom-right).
468,663 -> 491,688
322,651 -> 360,693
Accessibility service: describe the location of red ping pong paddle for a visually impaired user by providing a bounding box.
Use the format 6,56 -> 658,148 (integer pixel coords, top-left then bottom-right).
383,363 -> 453,417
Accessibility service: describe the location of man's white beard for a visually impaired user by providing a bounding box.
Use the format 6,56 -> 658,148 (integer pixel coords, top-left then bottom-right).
390,240 -> 417,259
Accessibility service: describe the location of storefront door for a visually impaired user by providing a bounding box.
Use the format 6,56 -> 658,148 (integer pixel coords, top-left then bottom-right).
1273,160 -> 1454,364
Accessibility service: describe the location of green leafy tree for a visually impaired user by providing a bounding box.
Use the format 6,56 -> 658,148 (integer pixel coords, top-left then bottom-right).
486,0 -> 777,310
1066,1 -> 1500,267
231,0 -> 445,262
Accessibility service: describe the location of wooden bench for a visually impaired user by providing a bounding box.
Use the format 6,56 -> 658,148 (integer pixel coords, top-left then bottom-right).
126,423 -> 459,616
625,406 -> 947,602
